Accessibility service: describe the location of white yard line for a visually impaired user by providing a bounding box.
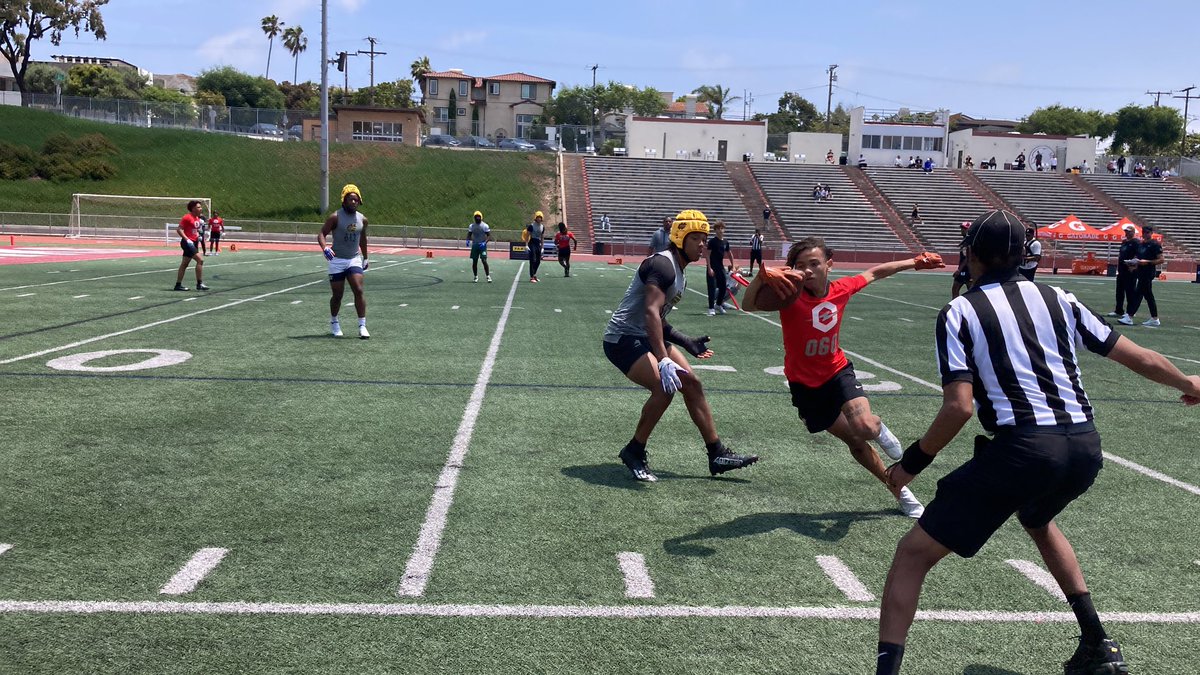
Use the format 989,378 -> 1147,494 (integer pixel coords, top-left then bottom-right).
1005,559 -> 1067,601
0,259 -> 419,366
16,293 -> 35,298
0,544 -> 11,557
451,305 -> 460,310
290,300 -> 303,305
1102,453 -> 1200,496
128,296 -> 144,300
0,599 -> 1195,623
816,555 -> 876,602
898,317 -> 913,322
73,294 -> 90,299
1185,326 -> 1200,332
0,254 -> 314,292
159,548 -> 229,595
859,292 -> 942,311
692,365 -> 737,372
398,263 -> 525,597
616,552 -> 656,599
1163,353 -> 1200,365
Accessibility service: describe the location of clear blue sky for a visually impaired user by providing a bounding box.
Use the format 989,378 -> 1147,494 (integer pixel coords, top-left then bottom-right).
28,0 -> 1200,129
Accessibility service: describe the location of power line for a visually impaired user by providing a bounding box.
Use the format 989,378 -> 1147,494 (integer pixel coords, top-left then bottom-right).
825,64 -> 838,131
357,36 -> 387,103
1146,89 -> 1172,106
1173,86 -> 1198,156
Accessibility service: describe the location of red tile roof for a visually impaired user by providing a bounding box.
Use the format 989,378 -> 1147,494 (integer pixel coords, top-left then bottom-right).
484,72 -> 556,85
424,70 -> 474,79
665,101 -> 710,114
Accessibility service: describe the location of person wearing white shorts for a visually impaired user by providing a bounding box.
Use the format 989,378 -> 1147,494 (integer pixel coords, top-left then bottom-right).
318,184 -> 370,339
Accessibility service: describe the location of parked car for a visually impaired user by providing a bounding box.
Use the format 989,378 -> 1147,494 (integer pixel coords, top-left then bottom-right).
423,134 -> 461,147
458,135 -> 495,148
288,125 -> 303,140
530,139 -> 564,152
497,138 -> 536,151
248,123 -> 283,136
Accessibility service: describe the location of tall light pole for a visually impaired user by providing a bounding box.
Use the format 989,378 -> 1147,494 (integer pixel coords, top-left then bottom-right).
825,64 -> 838,132
319,0 -> 329,213
590,64 -> 598,153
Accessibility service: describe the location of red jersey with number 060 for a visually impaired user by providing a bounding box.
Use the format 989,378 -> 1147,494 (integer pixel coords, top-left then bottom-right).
780,274 -> 868,387
178,213 -> 201,242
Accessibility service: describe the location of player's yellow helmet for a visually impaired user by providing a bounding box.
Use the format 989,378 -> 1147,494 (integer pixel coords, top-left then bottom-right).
534,210 -> 544,220
341,184 -> 363,203
669,209 -> 709,248
473,210 -> 483,219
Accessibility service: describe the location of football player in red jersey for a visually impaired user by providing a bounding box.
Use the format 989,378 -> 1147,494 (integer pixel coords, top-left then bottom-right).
743,237 -> 943,517
173,200 -> 209,291
553,222 -> 577,277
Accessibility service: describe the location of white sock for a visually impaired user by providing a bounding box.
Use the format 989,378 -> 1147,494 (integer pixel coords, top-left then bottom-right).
331,316 -> 339,324
875,421 -> 890,442
358,317 -> 366,327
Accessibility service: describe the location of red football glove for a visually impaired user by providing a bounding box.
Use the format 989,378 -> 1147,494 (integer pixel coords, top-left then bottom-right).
913,252 -> 944,270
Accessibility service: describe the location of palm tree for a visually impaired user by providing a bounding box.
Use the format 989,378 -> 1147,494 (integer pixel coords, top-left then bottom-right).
261,15 -> 284,79
282,26 -> 308,85
410,55 -> 431,101
692,84 -> 741,120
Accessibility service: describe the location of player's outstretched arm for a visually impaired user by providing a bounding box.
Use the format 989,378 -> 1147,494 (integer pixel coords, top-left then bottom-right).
1106,336 -> 1200,405
860,252 -> 944,285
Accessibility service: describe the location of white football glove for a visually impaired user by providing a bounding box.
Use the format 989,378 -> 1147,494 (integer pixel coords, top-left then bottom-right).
658,357 -> 688,394
362,258 -> 369,271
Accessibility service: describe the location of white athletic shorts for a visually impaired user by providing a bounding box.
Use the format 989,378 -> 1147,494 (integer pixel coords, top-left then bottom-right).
328,254 -> 364,280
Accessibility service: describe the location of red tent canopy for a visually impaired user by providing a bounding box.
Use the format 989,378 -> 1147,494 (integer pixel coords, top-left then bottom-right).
1095,217 -> 1164,242
1036,215 -> 1106,240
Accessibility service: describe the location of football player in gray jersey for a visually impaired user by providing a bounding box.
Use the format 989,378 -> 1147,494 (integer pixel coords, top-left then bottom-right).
318,184 -> 370,339
603,209 -> 759,482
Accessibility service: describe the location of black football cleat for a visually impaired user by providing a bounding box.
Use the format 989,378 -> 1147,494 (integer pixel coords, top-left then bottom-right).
1063,638 -> 1128,675
708,447 -> 759,476
173,283 -> 188,291
618,444 -> 657,482
196,283 -> 210,291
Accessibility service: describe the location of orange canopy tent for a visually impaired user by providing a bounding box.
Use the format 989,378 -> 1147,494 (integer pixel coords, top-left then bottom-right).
1095,217 -> 1164,242
1036,215 -> 1106,240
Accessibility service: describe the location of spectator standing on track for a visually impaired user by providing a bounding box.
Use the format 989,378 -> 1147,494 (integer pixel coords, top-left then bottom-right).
467,210 -> 492,283
554,222 -> 577,277
208,210 -> 224,255
873,209 -> 1200,675
603,209 -> 759,483
523,210 -> 545,283
1107,224 -> 1140,319
648,216 -> 672,255
1019,226 -> 1042,281
741,238 -> 943,519
173,200 -> 209,291
748,227 -> 764,276
706,221 -> 735,316
1119,225 -> 1164,327
318,184 -> 370,339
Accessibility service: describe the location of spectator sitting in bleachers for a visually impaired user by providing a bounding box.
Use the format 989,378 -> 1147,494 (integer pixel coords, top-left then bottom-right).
857,154 -> 868,169
922,158 -> 933,173
1107,159 -> 1117,174
1151,165 -> 1162,179
907,155 -> 918,169
895,154 -> 903,167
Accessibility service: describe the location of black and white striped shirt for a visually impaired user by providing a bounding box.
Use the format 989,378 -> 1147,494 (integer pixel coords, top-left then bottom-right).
936,271 -> 1119,431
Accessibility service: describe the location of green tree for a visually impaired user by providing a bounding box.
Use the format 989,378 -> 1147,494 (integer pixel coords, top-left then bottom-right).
140,85 -> 196,123
543,82 -> 664,125
692,84 -> 741,119
281,25 -> 307,85
195,66 -> 285,109
753,92 -> 822,151
65,64 -> 142,99
410,55 -> 430,100
349,80 -> 415,109
447,89 -> 458,136
827,102 -> 851,137
1018,104 -> 1112,137
260,15 -> 284,80
0,0 -> 108,105
22,62 -> 60,93
1184,132 -> 1200,158
1110,104 -> 1184,155
278,81 -> 319,111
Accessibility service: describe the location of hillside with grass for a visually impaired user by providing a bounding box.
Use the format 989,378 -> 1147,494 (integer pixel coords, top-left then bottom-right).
0,106 -> 557,232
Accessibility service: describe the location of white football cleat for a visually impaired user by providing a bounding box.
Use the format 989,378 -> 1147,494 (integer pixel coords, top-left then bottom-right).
486,275 -> 493,283
1118,314 -> 1133,325
898,487 -> 924,519
707,308 -> 716,316
715,305 -> 726,315
877,422 -> 903,460
330,321 -> 343,337
358,325 -> 370,339
1142,318 -> 1160,327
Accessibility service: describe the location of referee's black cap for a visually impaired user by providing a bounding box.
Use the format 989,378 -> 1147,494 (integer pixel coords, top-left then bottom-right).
961,209 -> 1025,260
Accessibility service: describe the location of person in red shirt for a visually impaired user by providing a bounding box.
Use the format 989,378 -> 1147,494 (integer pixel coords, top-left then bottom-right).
743,237 -> 943,517
208,210 -> 224,255
173,200 -> 209,291
553,222 -> 577,277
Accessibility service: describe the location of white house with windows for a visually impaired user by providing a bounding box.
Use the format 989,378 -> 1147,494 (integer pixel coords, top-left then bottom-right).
848,106 -> 949,167
420,69 -> 555,139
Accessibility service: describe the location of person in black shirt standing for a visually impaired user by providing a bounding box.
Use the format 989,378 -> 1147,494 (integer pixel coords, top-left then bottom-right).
1119,225 -> 1164,327
748,227 -> 764,276
1107,224 -> 1140,318
872,209 -> 1200,675
706,221 -> 735,315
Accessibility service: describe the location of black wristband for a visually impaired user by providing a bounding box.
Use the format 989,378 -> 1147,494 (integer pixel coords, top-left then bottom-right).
898,441 -> 935,476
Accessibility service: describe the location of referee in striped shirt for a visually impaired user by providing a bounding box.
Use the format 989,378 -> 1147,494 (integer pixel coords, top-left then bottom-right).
874,210 -> 1200,675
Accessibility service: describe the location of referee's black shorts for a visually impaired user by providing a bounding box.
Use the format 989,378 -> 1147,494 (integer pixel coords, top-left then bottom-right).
918,422 -> 1102,558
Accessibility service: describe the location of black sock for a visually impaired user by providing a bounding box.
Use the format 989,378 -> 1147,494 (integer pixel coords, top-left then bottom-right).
627,438 -> 646,454
1067,592 -> 1107,644
875,642 -> 904,675
705,440 -> 724,456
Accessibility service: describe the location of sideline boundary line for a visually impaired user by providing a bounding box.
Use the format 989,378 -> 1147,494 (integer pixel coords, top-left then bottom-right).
0,258 -> 420,365
0,253 -> 316,293
0,599 -> 1195,623
398,262 -> 526,596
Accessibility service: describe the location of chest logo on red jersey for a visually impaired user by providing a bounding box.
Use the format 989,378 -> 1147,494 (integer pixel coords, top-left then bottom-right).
812,301 -> 838,333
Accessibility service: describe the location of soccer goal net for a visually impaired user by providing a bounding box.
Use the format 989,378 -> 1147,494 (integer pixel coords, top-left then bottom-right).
68,194 -> 211,239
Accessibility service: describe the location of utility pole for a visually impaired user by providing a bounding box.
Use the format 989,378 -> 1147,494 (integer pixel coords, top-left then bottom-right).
825,64 -> 838,132
742,91 -> 753,121
590,63 -> 598,153
1173,86 -> 1197,158
319,0 -> 329,214
358,37 -> 387,104
1146,90 -> 1171,107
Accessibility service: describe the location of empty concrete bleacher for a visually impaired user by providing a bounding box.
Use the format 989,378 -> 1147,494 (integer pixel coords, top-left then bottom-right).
584,157 -> 757,251
750,164 -> 906,254
1081,174 -> 1200,255
862,167 -> 993,254
974,170 -> 1120,259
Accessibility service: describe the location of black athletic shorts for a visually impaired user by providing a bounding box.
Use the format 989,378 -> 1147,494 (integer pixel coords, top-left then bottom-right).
918,422 -> 1102,558
750,250 -> 763,263
180,239 -> 198,258
604,335 -> 652,375
789,363 -> 866,433
558,247 -> 571,261
953,266 -> 971,285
